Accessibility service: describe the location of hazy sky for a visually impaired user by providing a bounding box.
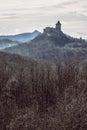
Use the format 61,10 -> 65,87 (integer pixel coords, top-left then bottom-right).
0,0 -> 87,38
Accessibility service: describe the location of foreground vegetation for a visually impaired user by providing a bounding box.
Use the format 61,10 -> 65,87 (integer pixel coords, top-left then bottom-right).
0,52 -> 87,130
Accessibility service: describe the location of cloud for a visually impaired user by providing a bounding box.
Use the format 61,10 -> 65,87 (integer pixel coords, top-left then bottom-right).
58,11 -> 87,22
0,0 -> 86,38
53,0 -> 79,8
77,32 -> 87,35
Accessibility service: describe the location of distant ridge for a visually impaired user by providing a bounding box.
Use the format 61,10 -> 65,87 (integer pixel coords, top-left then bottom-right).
0,30 -> 41,42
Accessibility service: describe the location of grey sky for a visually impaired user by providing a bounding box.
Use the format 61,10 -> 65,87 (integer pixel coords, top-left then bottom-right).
0,0 -> 87,38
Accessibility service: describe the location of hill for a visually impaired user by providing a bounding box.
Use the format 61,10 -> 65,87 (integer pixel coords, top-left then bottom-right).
0,51 -> 87,130
0,30 -> 41,42
2,21 -> 87,61
0,39 -> 20,50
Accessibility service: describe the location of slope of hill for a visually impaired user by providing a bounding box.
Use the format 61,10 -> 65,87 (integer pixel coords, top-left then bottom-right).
0,39 -> 20,49
0,51 -> 87,130
0,30 -> 41,42
2,21 -> 87,61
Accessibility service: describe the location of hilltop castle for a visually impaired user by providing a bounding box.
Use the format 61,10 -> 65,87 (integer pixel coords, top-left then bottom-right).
55,21 -> 61,32
44,21 -> 62,34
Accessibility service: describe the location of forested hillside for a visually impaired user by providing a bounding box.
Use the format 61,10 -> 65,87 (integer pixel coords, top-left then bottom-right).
0,52 -> 87,130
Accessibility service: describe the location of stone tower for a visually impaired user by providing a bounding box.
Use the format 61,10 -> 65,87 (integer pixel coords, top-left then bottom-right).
56,21 -> 61,32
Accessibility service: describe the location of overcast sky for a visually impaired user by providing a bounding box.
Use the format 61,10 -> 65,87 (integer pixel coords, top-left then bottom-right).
0,0 -> 87,38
